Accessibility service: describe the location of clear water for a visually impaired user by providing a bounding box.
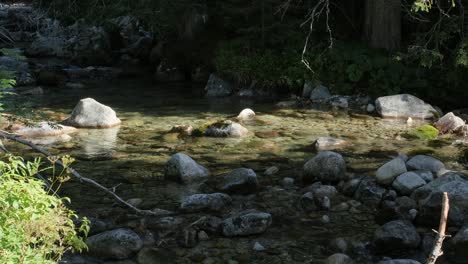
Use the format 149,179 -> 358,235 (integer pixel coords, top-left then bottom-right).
6,78 -> 467,263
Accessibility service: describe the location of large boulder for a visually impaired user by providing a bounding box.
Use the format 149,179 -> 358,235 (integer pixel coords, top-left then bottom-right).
310,85 -> 331,102
205,74 -> 233,97
373,220 -> 421,254
215,168 -> 258,195
180,193 -> 232,212
86,228 -> 143,260
375,94 -> 437,119
303,151 -> 347,183
411,172 -> 468,226
64,98 -> 121,128
205,120 -> 248,137
448,225 -> 468,263
164,153 -> 210,183
392,172 -> 426,195
376,157 -> 408,185
237,108 -> 256,121
221,210 -> 272,237
406,155 -> 445,175
434,112 -> 465,134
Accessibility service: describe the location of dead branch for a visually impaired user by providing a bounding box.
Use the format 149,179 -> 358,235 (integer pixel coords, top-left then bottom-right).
0,131 -> 175,217
426,192 -> 450,264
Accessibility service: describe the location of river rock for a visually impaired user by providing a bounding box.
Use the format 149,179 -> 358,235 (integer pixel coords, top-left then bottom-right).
392,172 -> 426,195
448,225 -> 468,263
328,96 -> 349,109
64,98 -> 121,128
434,112 -> 465,134
375,94 -> 437,119
377,260 -> 421,264
310,85 -> 331,101
221,210 -> 272,237
237,108 -> 256,120
205,120 -> 248,137
14,121 -> 77,137
354,177 -> 386,207
303,151 -> 347,183
325,253 -> 354,264
180,193 -> 232,212
412,170 -> 433,183
411,171 -> 468,226
164,153 -> 210,183
406,155 -> 445,175
86,228 -> 143,260
302,81 -> 313,97
373,220 -> 420,253
314,137 -> 348,150
300,192 -> 317,211
205,74 -> 233,97
376,157 -> 408,185
215,168 -> 258,195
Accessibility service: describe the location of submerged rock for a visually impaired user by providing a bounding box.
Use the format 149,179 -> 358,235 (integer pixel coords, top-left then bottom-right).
164,153 -> 210,183
407,125 -> 439,140
205,120 -> 248,137
205,74 -> 233,97
86,228 -> 143,260
303,151 -> 347,183
314,137 -> 348,150
392,172 -> 426,195
221,210 -> 272,237
14,121 -> 77,137
375,94 -> 437,119
373,220 -> 420,253
375,157 -> 407,185
325,253 -> 354,264
64,98 -> 121,128
180,193 -> 232,212
215,168 -> 258,195
434,112 -> 465,134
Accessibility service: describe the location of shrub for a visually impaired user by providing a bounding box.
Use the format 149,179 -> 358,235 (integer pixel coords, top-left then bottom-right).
0,155 -> 88,263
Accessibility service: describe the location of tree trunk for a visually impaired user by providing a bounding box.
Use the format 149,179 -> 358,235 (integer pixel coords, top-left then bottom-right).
364,0 -> 401,50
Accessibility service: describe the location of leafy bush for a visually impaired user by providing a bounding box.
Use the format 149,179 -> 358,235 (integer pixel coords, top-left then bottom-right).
0,155 -> 88,263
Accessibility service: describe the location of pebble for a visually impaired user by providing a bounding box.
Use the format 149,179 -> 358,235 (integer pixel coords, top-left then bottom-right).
253,242 -> 266,251
321,215 -> 331,224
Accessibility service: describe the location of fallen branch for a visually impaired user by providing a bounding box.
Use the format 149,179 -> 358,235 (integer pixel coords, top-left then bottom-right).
0,131 -> 175,217
426,192 -> 450,264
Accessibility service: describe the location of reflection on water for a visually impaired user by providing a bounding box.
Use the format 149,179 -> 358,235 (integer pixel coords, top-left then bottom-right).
74,126 -> 120,159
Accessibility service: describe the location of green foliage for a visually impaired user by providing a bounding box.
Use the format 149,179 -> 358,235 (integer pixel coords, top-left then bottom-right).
0,155 -> 88,263
455,39 -> 468,68
408,125 -> 439,140
0,70 -> 16,89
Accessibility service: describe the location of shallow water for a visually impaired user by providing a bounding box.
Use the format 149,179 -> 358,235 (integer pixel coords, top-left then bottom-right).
7,78 -> 467,263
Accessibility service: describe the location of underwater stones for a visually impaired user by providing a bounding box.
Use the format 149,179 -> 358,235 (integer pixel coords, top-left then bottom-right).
353,177 -> 386,207
392,172 -> 426,195
215,168 -> 258,195
376,157 -> 408,185
64,98 -> 121,128
434,112 -> 465,134
86,228 -> 143,260
377,260 -> 421,264
14,121 -> 77,138
205,120 -> 248,137
375,94 -> 437,119
164,153 -> 210,183
180,193 -> 232,212
303,151 -> 347,183
314,137 -> 348,150
373,220 -> 420,253
236,108 -> 256,121
448,225 -> 468,263
221,210 -> 272,237
406,155 -> 445,175
205,74 -> 233,97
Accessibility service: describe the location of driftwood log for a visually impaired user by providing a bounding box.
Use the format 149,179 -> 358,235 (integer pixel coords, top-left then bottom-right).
0,131 -> 175,217
426,192 -> 450,264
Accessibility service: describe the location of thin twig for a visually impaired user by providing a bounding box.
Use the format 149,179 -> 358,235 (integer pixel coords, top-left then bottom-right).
426,192 -> 450,264
0,131 -> 175,217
